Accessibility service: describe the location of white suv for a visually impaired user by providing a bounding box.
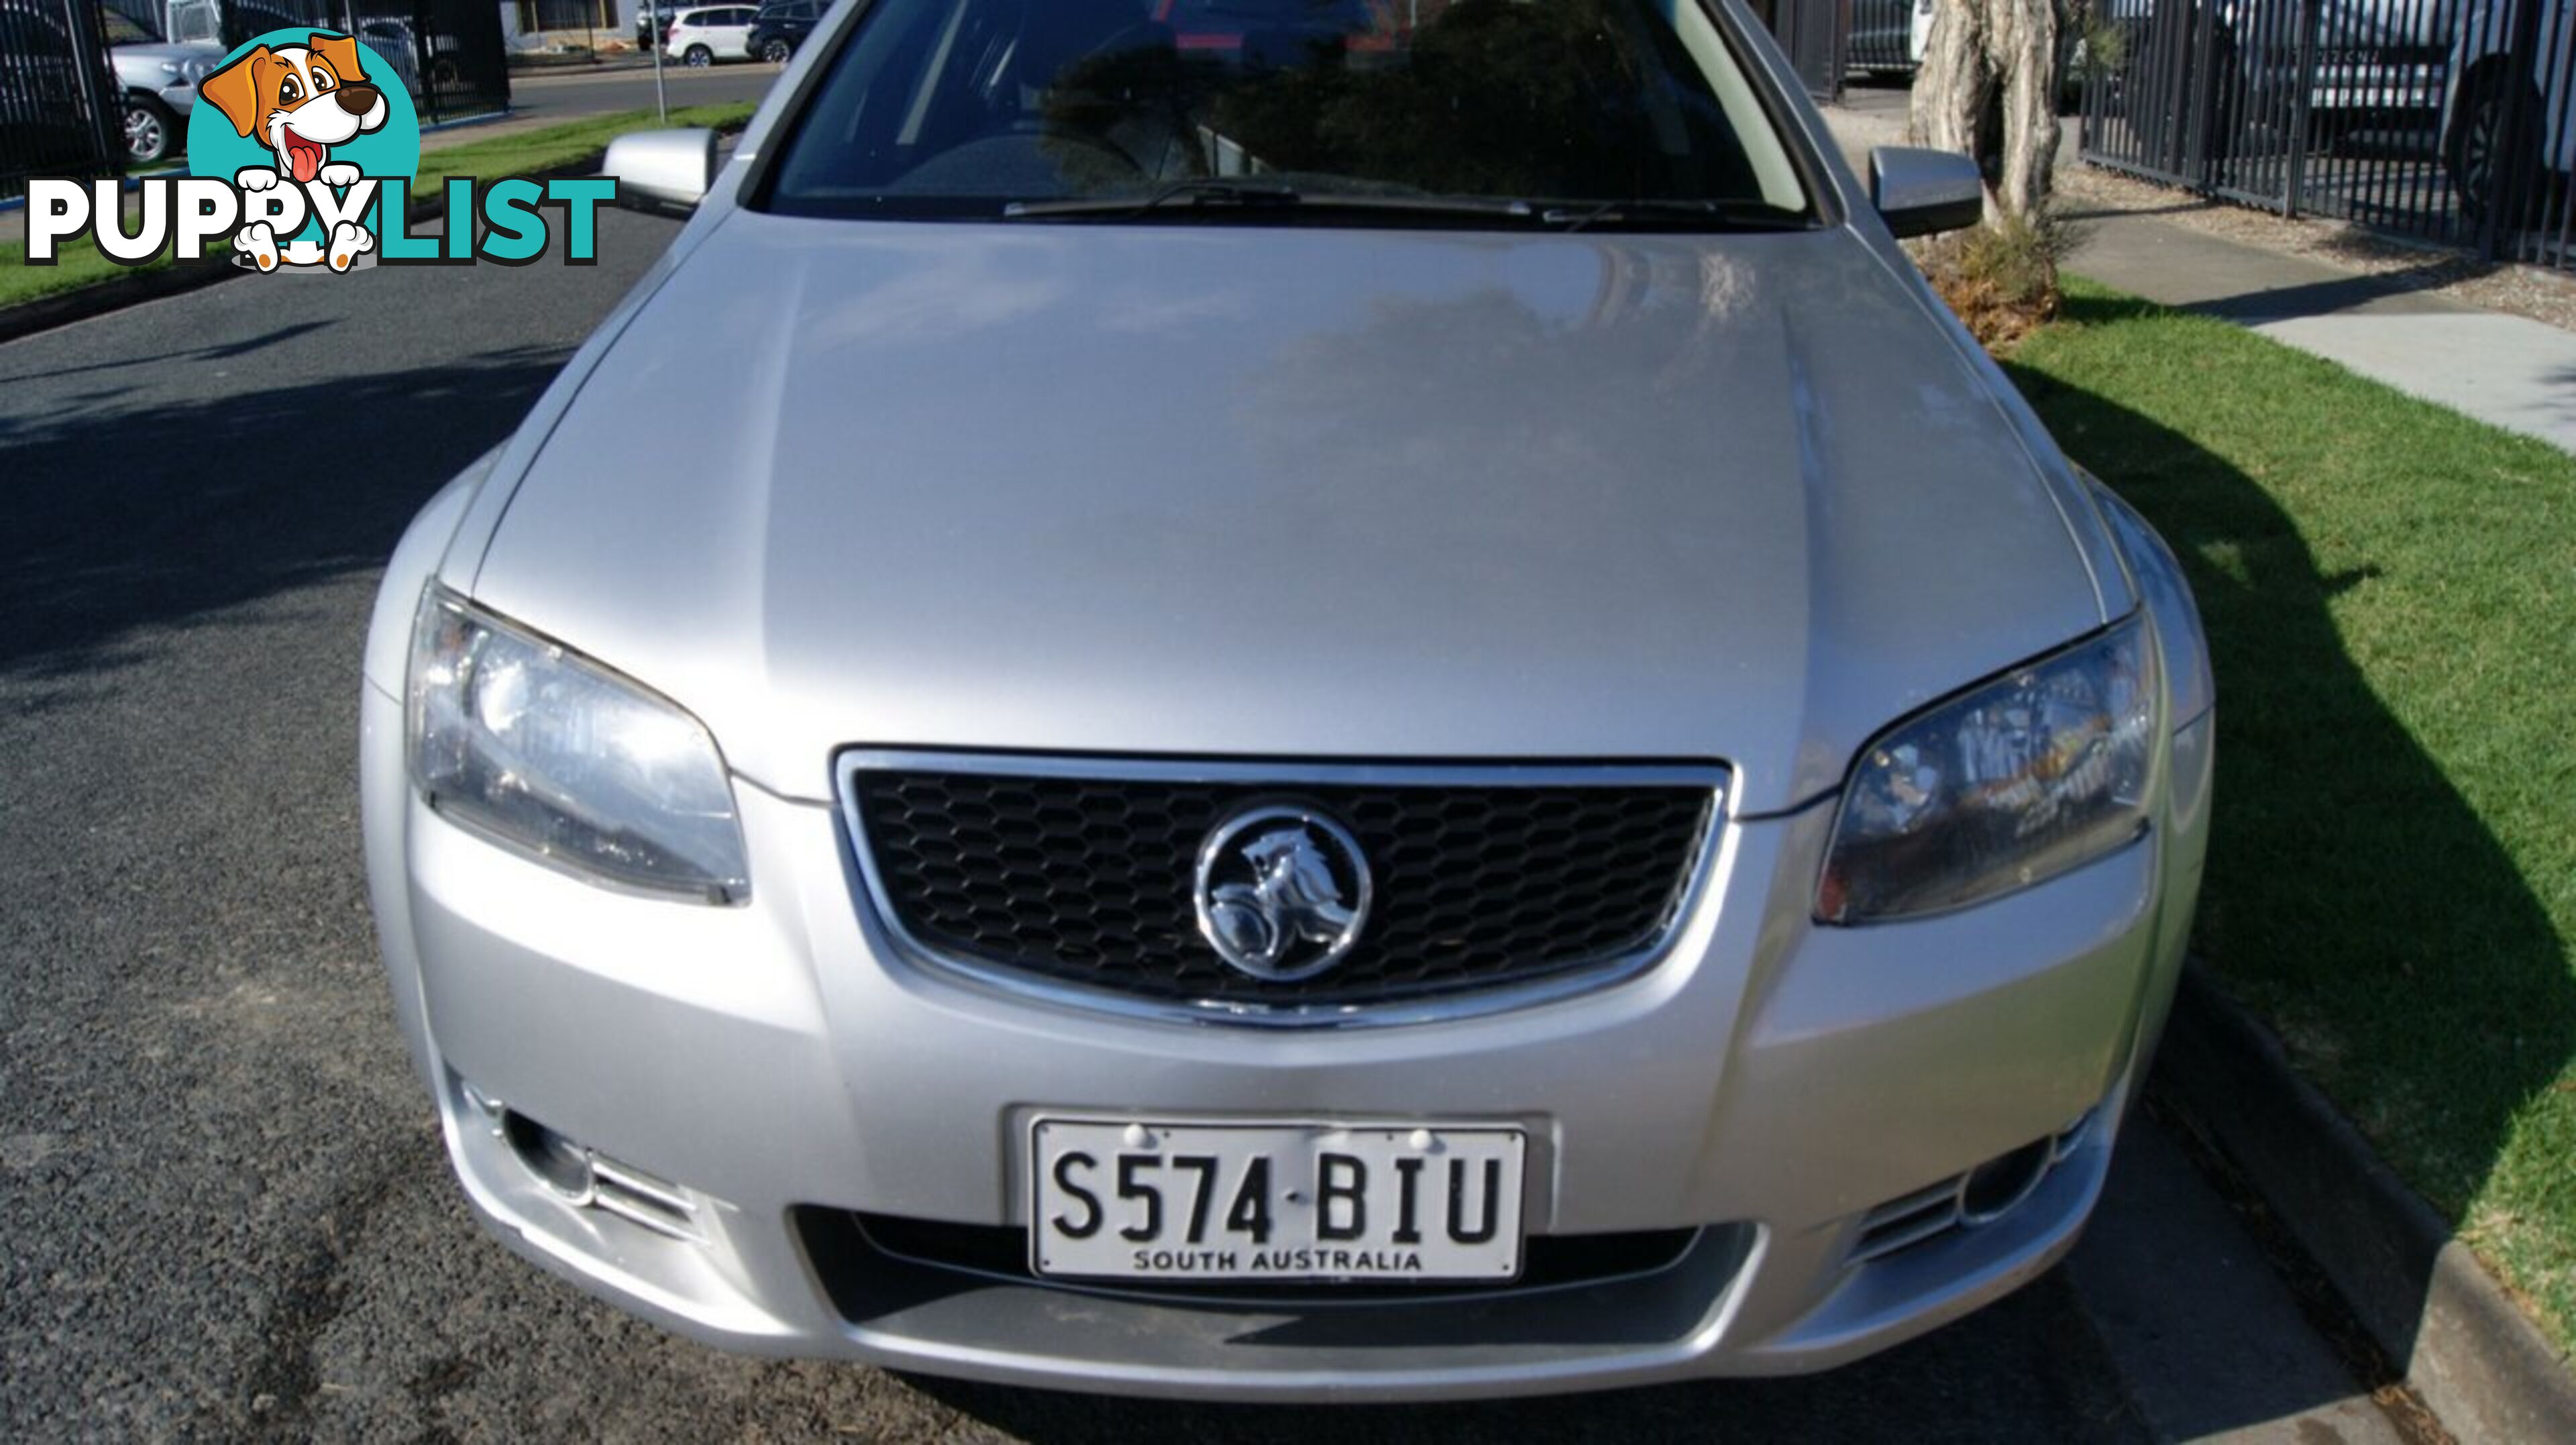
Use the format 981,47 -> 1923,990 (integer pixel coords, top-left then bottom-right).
664,5 -> 757,66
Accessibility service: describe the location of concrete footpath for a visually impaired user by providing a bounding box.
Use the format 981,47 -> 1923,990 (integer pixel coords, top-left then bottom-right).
2075,217 -> 2576,453
1820,99 -> 2576,456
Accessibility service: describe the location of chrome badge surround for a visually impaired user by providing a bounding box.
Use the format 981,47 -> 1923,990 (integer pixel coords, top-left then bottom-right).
1193,804 -> 1374,981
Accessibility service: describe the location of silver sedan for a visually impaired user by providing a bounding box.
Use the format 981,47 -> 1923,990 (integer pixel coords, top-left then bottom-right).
360,0 -> 2212,1402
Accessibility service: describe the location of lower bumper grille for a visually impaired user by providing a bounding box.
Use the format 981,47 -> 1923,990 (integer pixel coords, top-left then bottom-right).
793,1207 -> 1758,1370
839,753 -> 1723,1015
843,1212 -> 1703,1305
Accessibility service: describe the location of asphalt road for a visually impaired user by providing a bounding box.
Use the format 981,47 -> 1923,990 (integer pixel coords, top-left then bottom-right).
0,209 -> 2417,1442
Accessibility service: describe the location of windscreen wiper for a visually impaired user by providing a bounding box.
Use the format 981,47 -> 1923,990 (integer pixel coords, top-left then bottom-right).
1535,198 -> 1812,232
1003,179 -> 1305,219
1003,180 -> 1534,223
1004,180 -> 1806,231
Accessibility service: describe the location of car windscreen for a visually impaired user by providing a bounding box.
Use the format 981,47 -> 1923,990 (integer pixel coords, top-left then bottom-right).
760,0 -> 1813,225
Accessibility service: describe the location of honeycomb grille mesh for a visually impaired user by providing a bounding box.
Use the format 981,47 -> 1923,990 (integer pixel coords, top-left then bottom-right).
847,767 -> 1715,1006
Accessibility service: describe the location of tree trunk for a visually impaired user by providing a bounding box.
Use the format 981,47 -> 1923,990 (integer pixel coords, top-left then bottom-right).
1908,0 -> 2061,225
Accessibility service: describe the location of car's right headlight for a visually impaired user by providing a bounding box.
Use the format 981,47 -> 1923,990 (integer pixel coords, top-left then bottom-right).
407,586 -> 749,903
1817,613 -> 2160,924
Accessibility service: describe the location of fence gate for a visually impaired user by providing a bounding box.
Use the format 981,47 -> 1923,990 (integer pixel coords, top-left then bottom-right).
2079,0 -> 2576,270
1849,0 -> 1918,74
1747,0 -> 1851,100
1,0 -> 126,201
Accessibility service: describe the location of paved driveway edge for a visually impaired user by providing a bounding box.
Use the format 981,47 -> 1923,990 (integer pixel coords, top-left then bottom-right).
2159,963 -> 2576,1444
0,178 -> 525,349
0,259 -> 239,347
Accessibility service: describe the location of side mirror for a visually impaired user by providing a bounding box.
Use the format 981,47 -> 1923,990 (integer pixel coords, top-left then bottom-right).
1869,147 -> 1984,238
604,128 -> 719,213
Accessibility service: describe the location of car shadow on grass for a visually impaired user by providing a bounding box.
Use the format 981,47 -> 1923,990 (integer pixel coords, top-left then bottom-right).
2006,289 -> 2576,1361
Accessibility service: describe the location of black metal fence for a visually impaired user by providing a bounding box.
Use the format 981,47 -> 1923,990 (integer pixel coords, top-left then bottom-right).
100,0 -> 511,124
197,0 -> 511,123
519,0 -> 615,30
1850,0 -> 1919,73
1,0 -> 125,200
2080,0 -> 2576,269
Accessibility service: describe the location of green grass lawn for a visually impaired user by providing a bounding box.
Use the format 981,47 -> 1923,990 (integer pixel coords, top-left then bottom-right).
0,233 -> 156,310
2009,278 -> 2576,1350
0,102 -> 756,311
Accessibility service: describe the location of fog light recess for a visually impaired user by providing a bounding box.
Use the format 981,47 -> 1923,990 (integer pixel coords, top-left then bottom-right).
502,1110 -> 597,1203
458,1081 -> 702,1241
1957,1137 -> 2051,1224
1850,1110 -> 2098,1265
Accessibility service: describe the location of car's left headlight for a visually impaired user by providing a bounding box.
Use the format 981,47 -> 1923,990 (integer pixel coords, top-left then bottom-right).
1818,613 -> 2159,924
407,587 -> 749,903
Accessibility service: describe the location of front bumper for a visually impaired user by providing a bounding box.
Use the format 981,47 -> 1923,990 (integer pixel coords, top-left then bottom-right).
361,665 -> 2214,1400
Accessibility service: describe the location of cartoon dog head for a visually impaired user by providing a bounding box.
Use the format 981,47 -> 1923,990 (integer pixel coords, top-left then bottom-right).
199,34 -> 386,185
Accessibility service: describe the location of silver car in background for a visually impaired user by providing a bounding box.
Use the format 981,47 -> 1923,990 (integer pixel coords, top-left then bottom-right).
99,8 -> 219,167
361,0 -> 2213,1400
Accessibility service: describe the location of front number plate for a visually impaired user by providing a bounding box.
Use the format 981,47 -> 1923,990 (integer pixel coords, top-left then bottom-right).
1029,1119 -> 1526,1283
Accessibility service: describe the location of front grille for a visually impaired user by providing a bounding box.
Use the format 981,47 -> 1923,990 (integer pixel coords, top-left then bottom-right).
842,757 -> 1719,1012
